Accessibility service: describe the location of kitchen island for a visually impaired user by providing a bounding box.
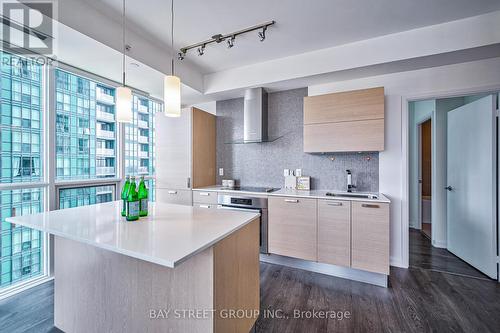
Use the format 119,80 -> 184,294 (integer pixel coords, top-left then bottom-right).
6,201 -> 261,333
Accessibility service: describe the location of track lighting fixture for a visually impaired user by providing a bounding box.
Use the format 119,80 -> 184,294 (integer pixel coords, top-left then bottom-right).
258,26 -> 267,42
197,44 -> 205,56
179,20 -> 275,59
227,36 -> 235,48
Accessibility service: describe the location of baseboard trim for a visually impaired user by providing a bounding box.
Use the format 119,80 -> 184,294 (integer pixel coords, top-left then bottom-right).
260,254 -> 388,288
432,239 -> 447,248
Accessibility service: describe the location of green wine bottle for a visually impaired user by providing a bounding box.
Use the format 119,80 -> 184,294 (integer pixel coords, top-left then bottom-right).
138,176 -> 148,217
126,177 -> 140,221
121,176 -> 130,217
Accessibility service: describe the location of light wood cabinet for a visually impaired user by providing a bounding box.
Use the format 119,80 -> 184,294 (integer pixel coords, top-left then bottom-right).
268,196 -> 317,261
351,201 -> 390,275
155,107 -> 216,205
317,199 -> 351,267
303,87 -> 385,152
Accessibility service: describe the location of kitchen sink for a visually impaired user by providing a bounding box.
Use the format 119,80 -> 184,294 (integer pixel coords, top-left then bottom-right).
325,192 -> 379,199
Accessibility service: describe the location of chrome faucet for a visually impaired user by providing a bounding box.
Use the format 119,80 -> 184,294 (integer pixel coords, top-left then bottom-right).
346,170 -> 356,193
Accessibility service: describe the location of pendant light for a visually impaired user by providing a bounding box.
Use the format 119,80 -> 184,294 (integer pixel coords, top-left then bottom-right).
116,0 -> 133,123
164,0 -> 181,117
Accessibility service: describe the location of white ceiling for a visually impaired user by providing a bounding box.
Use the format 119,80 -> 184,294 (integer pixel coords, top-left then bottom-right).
81,0 -> 500,74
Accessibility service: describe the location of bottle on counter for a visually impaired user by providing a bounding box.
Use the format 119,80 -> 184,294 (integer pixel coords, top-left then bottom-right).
121,176 -> 131,217
126,176 -> 140,221
138,176 -> 148,217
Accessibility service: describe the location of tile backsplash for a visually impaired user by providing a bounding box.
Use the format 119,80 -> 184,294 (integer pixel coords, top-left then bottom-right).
216,88 -> 379,192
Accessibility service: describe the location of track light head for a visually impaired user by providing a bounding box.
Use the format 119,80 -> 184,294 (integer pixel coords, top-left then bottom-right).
197,45 -> 205,56
227,36 -> 235,48
258,26 -> 267,42
177,52 -> 185,60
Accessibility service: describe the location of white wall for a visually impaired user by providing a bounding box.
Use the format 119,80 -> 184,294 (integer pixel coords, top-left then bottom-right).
308,56 -> 500,268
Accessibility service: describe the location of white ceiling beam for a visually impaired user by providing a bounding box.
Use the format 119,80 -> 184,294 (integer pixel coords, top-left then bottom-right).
203,11 -> 500,94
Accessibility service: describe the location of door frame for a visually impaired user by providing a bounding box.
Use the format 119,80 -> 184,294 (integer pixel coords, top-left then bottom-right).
416,117 -> 432,232
401,85 -> 500,278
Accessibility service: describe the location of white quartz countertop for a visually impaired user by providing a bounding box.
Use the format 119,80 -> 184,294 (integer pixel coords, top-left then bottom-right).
194,186 -> 390,203
5,201 -> 260,268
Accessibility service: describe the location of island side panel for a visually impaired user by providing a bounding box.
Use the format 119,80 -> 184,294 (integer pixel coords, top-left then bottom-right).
214,218 -> 260,333
54,236 -> 214,333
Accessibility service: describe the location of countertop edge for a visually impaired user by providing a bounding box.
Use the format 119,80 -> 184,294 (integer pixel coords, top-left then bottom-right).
193,187 -> 391,203
6,211 -> 261,269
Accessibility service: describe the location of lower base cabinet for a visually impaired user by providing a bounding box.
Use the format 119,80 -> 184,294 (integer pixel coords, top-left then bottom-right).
156,188 -> 193,206
317,199 -> 351,267
269,196 -> 390,275
351,201 -> 390,275
268,196 -> 317,261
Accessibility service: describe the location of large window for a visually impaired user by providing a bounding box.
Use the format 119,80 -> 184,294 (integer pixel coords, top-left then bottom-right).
0,52 -> 46,291
59,185 -> 115,209
55,70 -> 117,180
0,55 -> 161,296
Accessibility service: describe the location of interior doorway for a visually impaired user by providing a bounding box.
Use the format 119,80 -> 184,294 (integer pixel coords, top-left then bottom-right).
419,119 -> 432,239
408,93 -> 498,281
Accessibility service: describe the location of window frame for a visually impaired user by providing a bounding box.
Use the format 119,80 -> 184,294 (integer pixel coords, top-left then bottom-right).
0,59 -> 160,299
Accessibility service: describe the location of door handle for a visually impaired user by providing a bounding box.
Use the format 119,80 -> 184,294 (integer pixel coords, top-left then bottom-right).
361,204 -> 379,209
168,190 -> 177,195
445,186 -> 453,191
284,199 -> 299,203
199,192 -> 210,196
327,202 -> 342,206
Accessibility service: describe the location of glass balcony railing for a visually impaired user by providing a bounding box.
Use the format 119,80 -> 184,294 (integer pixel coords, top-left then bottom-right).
138,166 -> 148,174
138,135 -> 148,144
137,120 -> 148,129
96,129 -> 115,139
96,166 -> 115,176
96,91 -> 115,105
96,111 -> 114,122
138,104 -> 149,114
138,151 -> 148,158
96,148 -> 115,156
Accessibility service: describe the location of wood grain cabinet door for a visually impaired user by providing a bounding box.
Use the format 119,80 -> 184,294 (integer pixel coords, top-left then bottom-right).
317,200 -> 351,267
351,201 -> 390,274
268,196 -> 317,261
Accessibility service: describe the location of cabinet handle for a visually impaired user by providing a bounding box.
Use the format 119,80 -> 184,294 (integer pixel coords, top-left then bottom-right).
199,204 -> 211,209
199,192 -> 210,196
361,204 -> 379,208
284,199 -> 299,203
187,177 -> 191,188
168,190 -> 178,195
327,202 -> 342,206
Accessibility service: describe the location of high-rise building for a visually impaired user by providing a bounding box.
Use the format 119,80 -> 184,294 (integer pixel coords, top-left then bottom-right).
0,52 -> 43,287
55,70 -> 117,180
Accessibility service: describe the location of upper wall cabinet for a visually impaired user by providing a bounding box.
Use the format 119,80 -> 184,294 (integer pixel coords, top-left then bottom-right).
303,87 -> 385,152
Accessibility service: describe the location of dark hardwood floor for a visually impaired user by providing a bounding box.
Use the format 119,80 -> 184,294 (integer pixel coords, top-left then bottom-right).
409,228 -> 492,280
1,261 -> 500,333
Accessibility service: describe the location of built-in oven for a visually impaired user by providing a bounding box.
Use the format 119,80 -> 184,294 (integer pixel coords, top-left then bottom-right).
217,194 -> 268,254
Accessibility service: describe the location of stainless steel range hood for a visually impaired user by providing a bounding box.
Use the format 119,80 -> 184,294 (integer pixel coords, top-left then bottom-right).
226,88 -> 282,144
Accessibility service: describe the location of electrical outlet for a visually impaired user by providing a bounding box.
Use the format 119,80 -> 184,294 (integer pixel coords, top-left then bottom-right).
219,168 -> 224,176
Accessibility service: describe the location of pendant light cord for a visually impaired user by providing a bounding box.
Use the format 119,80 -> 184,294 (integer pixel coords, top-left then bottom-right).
171,0 -> 174,76
122,0 -> 126,86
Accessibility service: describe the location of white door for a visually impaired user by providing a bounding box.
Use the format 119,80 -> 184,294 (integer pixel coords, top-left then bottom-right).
447,95 -> 497,279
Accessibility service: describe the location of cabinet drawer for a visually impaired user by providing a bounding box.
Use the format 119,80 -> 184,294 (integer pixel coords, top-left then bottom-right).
351,201 -> 389,275
193,203 -> 218,210
192,190 -> 218,204
268,196 -> 317,261
156,188 -> 193,206
318,200 -> 351,267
